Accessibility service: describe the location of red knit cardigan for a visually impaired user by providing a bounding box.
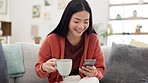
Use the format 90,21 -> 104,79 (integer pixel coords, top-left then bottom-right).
35,33 -> 105,83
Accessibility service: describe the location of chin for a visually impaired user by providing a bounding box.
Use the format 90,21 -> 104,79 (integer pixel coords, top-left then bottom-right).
75,33 -> 83,37
73,31 -> 84,37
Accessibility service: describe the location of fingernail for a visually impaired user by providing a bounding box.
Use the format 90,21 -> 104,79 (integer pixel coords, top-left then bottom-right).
79,68 -> 81,70
82,66 -> 84,69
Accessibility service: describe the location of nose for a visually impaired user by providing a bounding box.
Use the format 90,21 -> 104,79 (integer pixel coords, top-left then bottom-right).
78,22 -> 85,30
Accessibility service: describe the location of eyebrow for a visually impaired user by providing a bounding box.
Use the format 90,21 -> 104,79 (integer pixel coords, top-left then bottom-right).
74,18 -> 89,21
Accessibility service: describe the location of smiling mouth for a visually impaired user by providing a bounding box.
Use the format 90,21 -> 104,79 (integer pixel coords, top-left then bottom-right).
75,29 -> 83,33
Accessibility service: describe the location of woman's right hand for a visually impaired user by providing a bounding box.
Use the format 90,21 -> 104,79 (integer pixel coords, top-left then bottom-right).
42,58 -> 57,73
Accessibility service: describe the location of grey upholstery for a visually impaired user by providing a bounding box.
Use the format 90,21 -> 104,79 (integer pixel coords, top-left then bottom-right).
15,43 -> 48,83
100,43 -> 148,83
2,43 -> 48,83
0,44 -> 9,83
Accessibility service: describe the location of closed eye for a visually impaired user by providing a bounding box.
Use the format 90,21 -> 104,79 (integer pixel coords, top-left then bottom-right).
74,21 -> 79,23
84,22 -> 89,24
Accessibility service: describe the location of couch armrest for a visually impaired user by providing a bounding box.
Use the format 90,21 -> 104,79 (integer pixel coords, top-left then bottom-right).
101,46 -> 111,65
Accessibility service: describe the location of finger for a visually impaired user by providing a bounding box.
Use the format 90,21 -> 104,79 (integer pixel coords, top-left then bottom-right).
46,60 -> 56,66
81,66 -> 96,77
79,68 -> 88,74
45,65 -> 57,73
50,58 -> 57,62
43,60 -> 57,73
82,66 -> 92,73
86,66 -> 96,72
46,66 -> 57,72
49,61 -> 56,66
79,68 -> 92,77
86,66 -> 95,70
87,66 -> 96,75
47,65 -> 56,70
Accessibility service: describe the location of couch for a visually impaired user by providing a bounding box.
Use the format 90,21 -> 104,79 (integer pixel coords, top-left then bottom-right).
2,42 -> 148,83
1,42 -> 110,83
2,42 -> 48,83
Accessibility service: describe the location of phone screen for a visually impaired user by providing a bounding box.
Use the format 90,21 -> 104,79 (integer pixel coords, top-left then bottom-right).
83,59 -> 96,66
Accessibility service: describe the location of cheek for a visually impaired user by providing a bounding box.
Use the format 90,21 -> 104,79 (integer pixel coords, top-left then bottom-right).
69,22 -> 77,28
69,22 -> 76,30
84,24 -> 89,30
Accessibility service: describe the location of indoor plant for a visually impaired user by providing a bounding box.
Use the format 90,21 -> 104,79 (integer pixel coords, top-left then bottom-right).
136,24 -> 142,33
33,36 -> 41,44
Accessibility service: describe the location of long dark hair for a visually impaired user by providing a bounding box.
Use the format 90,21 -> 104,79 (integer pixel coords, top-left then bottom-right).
48,0 -> 96,37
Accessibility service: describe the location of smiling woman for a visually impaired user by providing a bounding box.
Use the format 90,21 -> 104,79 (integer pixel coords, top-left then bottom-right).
35,0 -> 105,83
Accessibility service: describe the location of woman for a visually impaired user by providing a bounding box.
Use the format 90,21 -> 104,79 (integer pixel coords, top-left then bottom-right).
35,0 -> 105,83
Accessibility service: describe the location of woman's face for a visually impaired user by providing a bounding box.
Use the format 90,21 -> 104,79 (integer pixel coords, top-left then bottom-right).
68,11 -> 90,38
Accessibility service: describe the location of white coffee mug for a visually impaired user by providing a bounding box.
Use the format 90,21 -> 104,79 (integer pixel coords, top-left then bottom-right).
56,59 -> 72,76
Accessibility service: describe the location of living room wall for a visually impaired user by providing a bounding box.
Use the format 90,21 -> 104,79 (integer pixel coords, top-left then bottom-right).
1,0 -> 109,44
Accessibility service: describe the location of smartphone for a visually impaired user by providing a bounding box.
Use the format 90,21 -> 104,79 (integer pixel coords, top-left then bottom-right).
83,59 -> 96,66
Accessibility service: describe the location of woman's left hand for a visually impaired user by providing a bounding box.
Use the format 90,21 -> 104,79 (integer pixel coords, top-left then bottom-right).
79,66 -> 96,77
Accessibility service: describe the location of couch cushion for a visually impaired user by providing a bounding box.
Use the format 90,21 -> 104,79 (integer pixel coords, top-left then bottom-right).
0,43 -> 9,83
100,42 -> 148,83
15,43 -> 48,83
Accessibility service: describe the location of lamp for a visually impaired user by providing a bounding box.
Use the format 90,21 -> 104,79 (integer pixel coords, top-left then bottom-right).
1,21 -> 12,43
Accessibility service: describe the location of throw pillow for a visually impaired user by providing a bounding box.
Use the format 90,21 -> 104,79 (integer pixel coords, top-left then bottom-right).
0,43 -> 9,83
130,39 -> 148,47
100,42 -> 148,83
2,43 -> 25,77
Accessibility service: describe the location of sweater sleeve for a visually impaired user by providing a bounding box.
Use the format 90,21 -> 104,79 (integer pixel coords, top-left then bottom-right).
79,34 -> 105,80
93,38 -> 106,80
35,36 -> 52,78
